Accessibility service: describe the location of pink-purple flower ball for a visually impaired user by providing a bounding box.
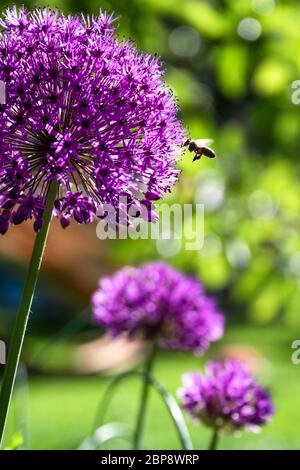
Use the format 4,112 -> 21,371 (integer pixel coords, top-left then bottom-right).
178,360 -> 274,432
92,262 -> 224,354
0,7 -> 184,234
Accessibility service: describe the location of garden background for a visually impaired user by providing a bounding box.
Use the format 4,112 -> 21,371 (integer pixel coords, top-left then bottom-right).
0,0 -> 300,450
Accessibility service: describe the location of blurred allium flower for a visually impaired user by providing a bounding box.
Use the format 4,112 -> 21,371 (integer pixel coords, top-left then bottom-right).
0,6 -> 184,234
92,262 -> 224,353
178,360 -> 274,432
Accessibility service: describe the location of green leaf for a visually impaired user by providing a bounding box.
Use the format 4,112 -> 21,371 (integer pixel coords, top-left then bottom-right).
78,423 -> 129,450
217,44 -> 248,98
93,370 -> 193,450
3,432 -> 24,451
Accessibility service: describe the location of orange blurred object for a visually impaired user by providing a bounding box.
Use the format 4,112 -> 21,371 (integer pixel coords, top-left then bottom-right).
217,344 -> 268,374
0,218 -> 112,299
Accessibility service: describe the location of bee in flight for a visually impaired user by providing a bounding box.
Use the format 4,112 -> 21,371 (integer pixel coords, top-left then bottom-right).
184,139 -> 216,161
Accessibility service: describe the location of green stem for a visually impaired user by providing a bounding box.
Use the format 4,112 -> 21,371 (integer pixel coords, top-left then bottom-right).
93,370 -> 192,450
208,428 -> 219,451
133,342 -> 157,450
0,182 -> 57,448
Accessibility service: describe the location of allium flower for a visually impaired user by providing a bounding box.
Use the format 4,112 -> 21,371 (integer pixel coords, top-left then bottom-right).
92,262 -> 224,354
178,360 -> 274,432
0,6 -> 184,234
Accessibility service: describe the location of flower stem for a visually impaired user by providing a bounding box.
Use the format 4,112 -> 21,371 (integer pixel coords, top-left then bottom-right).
133,342 -> 157,450
0,182 -> 57,448
208,428 -> 219,451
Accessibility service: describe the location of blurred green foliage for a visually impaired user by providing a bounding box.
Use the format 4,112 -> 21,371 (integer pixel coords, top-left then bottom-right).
7,0 -> 300,325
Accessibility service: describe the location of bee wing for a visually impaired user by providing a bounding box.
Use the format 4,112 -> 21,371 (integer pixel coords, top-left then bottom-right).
193,139 -> 214,146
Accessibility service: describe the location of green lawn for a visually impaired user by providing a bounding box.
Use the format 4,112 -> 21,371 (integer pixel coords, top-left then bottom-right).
4,324 -> 300,450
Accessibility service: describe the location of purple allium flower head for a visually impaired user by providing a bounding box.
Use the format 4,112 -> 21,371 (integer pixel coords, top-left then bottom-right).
0,6 -> 184,234
92,262 -> 224,354
178,360 -> 274,432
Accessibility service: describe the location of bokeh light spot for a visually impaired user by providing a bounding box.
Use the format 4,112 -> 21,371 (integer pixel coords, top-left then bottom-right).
237,17 -> 262,42
169,26 -> 201,58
